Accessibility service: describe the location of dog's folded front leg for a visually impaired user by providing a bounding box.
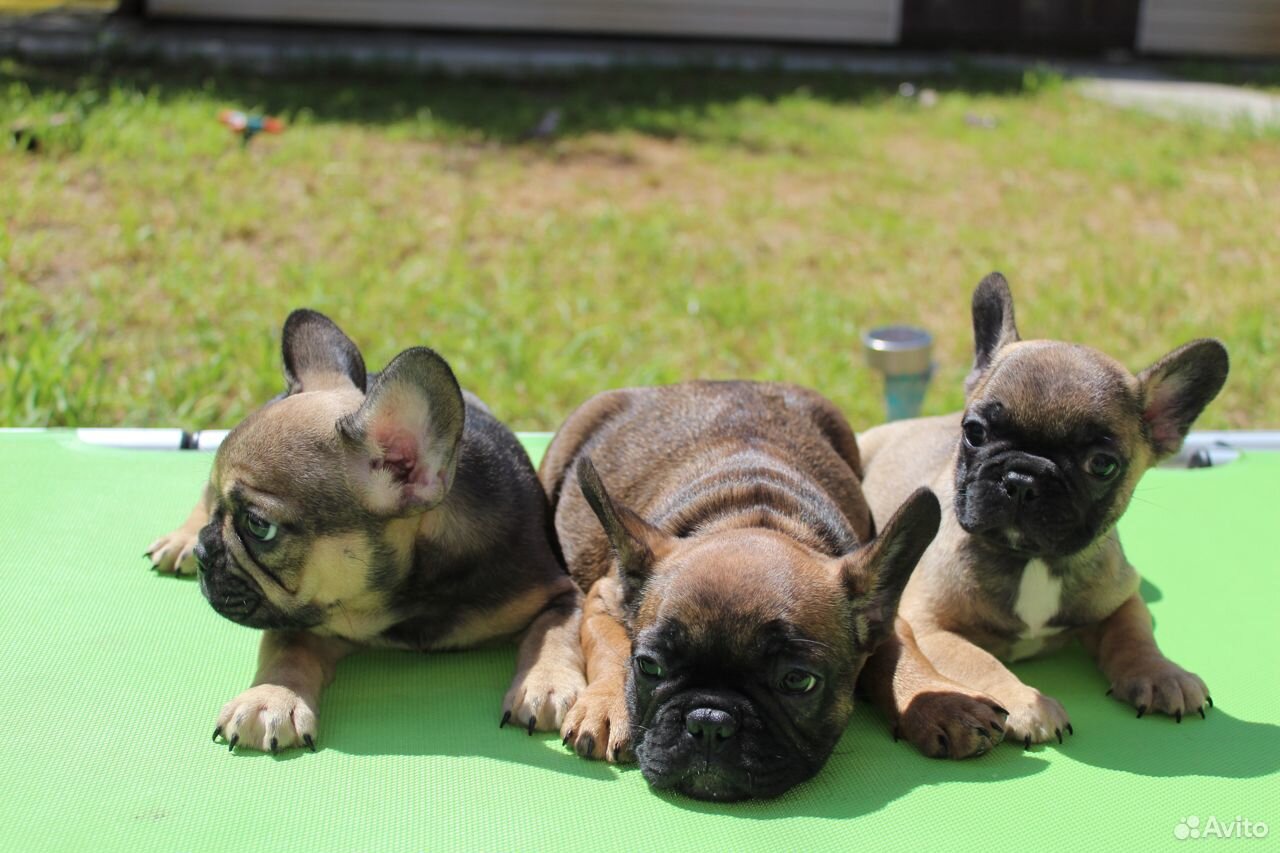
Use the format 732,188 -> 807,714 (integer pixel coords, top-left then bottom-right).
502,577 -> 587,733
914,626 -> 1071,748
861,617 -> 1009,758
215,630 -> 353,754
1080,591 -> 1209,722
560,576 -> 633,762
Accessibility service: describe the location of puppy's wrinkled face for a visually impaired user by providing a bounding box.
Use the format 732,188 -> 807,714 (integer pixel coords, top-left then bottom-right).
576,459 -> 938,801
955,273 -> 1229,559
626,533 -> 863,802
955,342 -> 1147,558
194,309 -> 466,637
196,390 -> 392,631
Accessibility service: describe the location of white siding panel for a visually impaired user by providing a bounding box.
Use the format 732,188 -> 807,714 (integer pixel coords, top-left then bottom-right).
1139,0 -> 1280,57
147,0 -> 902,44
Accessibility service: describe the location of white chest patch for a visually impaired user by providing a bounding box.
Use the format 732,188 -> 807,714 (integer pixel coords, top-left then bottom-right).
1008,558 -> 1064,661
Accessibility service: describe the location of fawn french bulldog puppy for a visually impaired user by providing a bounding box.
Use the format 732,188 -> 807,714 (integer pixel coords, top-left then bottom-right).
539,381 -> 958,800
146,310 -> 584,753
858,273 -> 1228,755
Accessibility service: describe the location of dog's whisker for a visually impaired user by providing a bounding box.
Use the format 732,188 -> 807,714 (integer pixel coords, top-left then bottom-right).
336,600 -> 356,633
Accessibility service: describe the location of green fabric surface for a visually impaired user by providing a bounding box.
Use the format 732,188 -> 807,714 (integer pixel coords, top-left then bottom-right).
0,431 -> 1276,852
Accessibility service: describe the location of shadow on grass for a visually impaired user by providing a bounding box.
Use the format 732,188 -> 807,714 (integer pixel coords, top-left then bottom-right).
2,58 -> 1033,145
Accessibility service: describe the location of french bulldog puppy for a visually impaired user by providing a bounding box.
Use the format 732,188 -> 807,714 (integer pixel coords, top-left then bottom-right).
146,310 -> 584,753
858,273 -> 1228,756
539,381 -> 956,800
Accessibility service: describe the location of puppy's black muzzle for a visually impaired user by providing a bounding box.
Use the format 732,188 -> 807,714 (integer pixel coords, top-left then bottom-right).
194,524 -> 305,630
634,690 -> 820,802
958,451 -> 1094,556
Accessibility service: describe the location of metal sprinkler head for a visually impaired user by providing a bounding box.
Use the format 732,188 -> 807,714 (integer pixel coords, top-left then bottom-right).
862,325 -> 933,421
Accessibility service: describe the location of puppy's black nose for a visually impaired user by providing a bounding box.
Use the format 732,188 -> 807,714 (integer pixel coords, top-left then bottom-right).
686,708 -> 737,748
1002,470 -> 1039,505
193,543 -> 209,574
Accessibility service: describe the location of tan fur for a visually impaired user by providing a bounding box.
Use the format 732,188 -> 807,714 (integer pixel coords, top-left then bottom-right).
858,277 -> 1222,751
540,382 -> 962,782
858,405 -> 1172,746
501,580 -> 587,733
145,482 -> 212,576
1079,593 -> 1208,718
215,631 -> 352,753
148,313 -> 586,753
560,576 -> 633,761
630,531 -> 849,642
438,579 -> 570,649
859,618 -> 1006,758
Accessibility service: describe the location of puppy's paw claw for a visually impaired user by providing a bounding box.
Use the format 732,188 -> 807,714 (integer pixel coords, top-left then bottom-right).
1108,661 -> 1209,722
215,685 -> 318,754
559,680 -> 631,763
1002,689 -> 1071,747
502,662 -> 586,734
145,529 -> 200,576
898,690 -> 1008,759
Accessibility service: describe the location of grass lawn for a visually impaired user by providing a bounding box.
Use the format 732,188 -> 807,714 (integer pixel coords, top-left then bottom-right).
2,60 -> 1277,432
0,1 -> 114,10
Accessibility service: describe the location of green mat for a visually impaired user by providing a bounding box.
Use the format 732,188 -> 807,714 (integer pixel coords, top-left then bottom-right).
1,431 -> 1276,852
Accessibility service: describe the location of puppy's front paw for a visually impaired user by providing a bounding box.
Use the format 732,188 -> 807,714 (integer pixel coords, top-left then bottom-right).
560,679 -> 631,763
1108,659 -> 1210,722
898,690 -> 1009,759
1002,688 -> 1072,748
145,529 -> 199,576
215,685 -> 318,754
502,661 -> 586,734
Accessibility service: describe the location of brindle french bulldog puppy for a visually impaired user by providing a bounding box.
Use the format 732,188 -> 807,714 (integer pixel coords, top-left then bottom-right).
539,381 -> 960,800
858,273 -> 1228,756
146,310 -> 584,753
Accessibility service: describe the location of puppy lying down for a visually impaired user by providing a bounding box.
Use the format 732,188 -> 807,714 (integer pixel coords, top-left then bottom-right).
147,310 -> 585,753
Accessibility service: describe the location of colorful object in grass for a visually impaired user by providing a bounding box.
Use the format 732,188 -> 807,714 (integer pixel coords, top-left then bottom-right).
218,109 -> 285,145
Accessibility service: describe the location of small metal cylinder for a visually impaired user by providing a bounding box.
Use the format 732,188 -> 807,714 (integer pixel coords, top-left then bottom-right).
862,325 -> 933,421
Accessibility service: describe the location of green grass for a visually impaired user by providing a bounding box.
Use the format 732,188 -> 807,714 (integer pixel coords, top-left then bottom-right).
2,61 -> 1277,432
0,1 -> 114,10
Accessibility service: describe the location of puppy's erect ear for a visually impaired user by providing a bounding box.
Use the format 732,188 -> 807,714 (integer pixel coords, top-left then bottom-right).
965,272 -> 1021,394
1137,339 -> 1229,460
576,456 -> 672,607
339,347 -> 465,517
838,488 -> 940,651
282,309 -> 368,394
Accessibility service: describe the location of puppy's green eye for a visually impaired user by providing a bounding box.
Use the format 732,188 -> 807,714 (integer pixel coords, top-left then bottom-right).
636,656 -> 665,679
1086,453 -> 1121,480
780,670 -> 819,695
963,419 -> 988,448
243,511 -> 278,542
